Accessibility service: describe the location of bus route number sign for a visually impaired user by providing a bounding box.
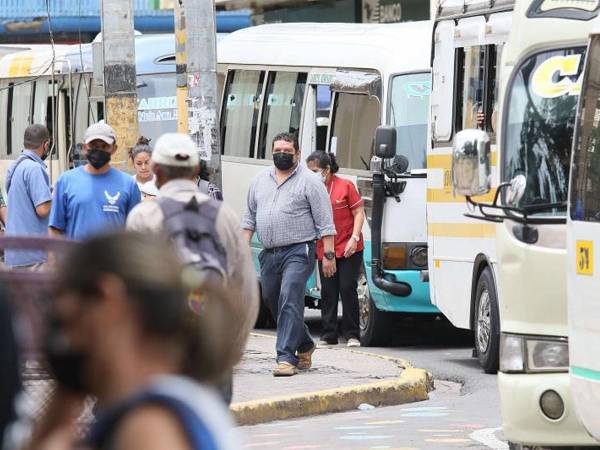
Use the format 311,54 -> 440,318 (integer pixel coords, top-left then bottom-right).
576,240 -> 593,276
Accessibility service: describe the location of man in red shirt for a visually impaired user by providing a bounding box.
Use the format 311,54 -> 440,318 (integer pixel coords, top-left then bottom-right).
306,151 -> 366,347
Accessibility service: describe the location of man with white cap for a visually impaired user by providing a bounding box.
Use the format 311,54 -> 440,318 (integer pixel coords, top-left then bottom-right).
127,133 -> 258,401
48,122 -> 141,240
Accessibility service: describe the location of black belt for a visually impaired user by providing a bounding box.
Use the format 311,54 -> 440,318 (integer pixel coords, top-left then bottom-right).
264,240 -> 316,253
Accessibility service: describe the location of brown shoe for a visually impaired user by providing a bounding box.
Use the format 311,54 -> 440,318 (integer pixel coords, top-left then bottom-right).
273,362 -> 298,377
297,344 -> 316,370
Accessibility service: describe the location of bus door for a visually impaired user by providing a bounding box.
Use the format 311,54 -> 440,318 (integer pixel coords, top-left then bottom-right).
567,31 -> 600,440
301,70 -> 335,302
428,13 -> 508,327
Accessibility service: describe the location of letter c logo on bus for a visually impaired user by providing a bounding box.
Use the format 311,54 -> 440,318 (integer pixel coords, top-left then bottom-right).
532,54 -> 583,99
576,240 -> 594,276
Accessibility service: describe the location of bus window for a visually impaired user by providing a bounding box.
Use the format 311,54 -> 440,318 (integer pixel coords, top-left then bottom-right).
258,71 -> 306,159
459,46 -> 485,130
316,85 -> 332,151
33,81 -> 46,124
9,81 -> 33,155
221,70 -> 265,158
137,73 -> 177,143
389,73 -> 431,170
455,45 -> 500,138
73,75 -> 91,145
0,82 -> 8,156
330,93 -> 380,170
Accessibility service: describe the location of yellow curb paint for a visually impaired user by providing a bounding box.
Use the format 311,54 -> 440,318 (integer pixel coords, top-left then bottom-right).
250,331 -> 276,339
231,368 -> 431,426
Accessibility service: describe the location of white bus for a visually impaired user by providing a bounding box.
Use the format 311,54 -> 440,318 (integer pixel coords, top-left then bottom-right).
567,13 -> 600,443
447,0 -> 600,447
428,0 -> 511,373
218,22 -> 439,344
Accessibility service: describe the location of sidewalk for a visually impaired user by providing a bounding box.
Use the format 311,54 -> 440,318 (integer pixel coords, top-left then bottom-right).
231,333 -> 432,425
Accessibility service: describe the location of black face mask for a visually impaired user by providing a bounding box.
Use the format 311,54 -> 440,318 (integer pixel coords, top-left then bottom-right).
41,142 -> 50,161
45,317 -> 89,393
87,148 -> 111,169
273,152 -> 295,171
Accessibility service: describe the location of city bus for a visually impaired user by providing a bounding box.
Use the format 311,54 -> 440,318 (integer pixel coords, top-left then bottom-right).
0,34 -> 179,183
217,22 -> 438,345
567,13 -> 600,443
444,0 -> 600,447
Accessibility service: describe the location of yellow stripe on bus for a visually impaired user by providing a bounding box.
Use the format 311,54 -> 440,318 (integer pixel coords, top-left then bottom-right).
427,151 -> 497,169
428,223 -> 496,238
8,53 -> 34,77
427,188 -> 497,203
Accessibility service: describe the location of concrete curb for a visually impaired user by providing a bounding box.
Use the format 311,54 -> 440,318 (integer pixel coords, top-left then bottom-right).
231,366 -> 432,426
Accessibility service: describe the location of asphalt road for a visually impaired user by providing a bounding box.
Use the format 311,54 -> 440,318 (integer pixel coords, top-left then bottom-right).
241,311 -> 505,450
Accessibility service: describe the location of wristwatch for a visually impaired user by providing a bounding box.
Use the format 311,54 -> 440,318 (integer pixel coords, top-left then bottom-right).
324,251 -> 336,261
351,234 -> 360,243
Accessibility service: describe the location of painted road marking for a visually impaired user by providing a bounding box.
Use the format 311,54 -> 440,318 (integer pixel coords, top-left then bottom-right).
425,438 -> 470,443
400,412 -> 449,417
335,425 -> 385,430
366,420 -> 406,425
339,435 -> 394,440
469,427 -> 508,450
417,429 -> 461,433
399,406 -> 448,411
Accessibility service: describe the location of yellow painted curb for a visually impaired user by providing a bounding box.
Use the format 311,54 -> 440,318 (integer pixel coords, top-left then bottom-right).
231,367 -> 432,426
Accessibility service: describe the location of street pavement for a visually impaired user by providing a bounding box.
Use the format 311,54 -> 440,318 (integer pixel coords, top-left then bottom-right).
233,333 -> 405,403
238,312 -> 505,450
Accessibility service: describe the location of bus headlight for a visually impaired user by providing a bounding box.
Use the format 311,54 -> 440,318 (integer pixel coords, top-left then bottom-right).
410,246 -> 428,268
500,334 -> 569,374
527,338 -> 569,372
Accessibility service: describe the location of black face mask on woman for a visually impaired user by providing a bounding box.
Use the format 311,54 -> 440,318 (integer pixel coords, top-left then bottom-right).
87,148 -> 112,169
45,317 -> 89,393
273,152 -> 294,171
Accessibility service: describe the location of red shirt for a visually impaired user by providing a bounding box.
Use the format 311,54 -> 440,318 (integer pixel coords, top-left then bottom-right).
317,175 -> 364,260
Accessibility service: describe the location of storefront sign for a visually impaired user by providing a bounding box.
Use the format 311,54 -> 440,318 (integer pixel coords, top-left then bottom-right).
362,0 -> 428,23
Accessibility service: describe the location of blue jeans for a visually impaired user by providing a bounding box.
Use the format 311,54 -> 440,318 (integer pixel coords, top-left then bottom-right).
259,242 -> 315,365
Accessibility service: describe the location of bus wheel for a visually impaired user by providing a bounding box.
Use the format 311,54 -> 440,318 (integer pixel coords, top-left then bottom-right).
255,286 -> 275,329
359,273 -> 393,347
474,267 -> 500,374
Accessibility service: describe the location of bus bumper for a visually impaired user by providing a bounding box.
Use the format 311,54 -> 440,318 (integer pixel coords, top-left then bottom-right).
498,371 -> 597,446
366,266 -> 439,313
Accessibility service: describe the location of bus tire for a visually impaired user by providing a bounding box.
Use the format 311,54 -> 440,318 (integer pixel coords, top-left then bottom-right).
359,274 -> 393,347
255,286 -> 275,329
474,267 -> 500,374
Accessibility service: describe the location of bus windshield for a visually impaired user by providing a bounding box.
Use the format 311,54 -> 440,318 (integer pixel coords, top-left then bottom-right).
388,72 -> 430,170
571,37 -> 600,221
137,73 -> 177,142
504,47 -> 585,214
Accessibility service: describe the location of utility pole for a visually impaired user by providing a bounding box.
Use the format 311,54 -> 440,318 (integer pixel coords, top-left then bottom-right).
180,0 -> 222,187
100,0 -> 138,170
174,0 -> 188,134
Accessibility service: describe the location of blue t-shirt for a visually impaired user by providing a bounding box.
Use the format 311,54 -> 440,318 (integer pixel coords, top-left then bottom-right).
49,166 -> 141,241
5,151 -> 52,267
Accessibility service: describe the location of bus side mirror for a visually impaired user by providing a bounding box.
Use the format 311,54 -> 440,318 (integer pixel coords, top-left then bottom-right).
452,129 -> 491,197
375,126 -> 397,159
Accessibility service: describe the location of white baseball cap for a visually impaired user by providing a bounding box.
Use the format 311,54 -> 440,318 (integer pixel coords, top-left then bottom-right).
152,133 -> 199,168
84,122 -> 116,144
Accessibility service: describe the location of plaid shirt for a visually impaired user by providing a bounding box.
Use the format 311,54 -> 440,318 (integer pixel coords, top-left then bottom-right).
242,165 -> 336,249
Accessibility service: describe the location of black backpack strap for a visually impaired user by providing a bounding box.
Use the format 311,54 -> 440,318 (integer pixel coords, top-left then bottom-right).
6,153 -> 36,194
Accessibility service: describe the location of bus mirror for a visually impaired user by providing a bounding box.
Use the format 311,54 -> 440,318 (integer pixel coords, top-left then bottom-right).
452,129 -> 491,197
375,126 -> 397,159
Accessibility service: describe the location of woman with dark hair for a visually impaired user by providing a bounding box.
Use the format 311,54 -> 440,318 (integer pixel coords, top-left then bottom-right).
130,137 -> 158,199
197,160 -> 223,201
25,232 -> 240,450
306,151 -> 366,347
